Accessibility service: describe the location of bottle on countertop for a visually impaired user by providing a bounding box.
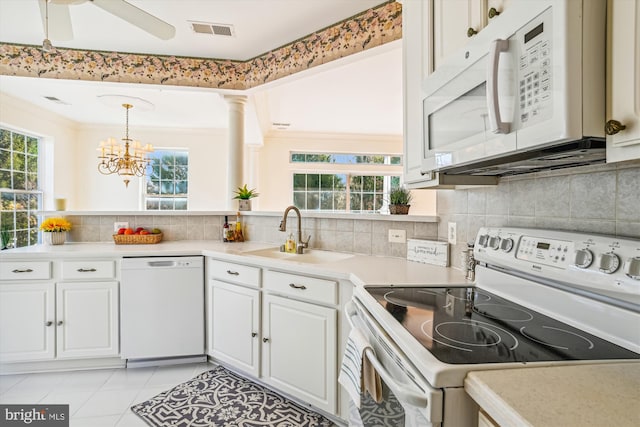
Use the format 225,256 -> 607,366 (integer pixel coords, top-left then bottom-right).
223,216 -> 229,242
227,222 -> 236,242
235,212 -> 244,242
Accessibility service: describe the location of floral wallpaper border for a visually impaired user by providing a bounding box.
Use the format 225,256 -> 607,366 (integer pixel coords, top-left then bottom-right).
0,2 -> 401,90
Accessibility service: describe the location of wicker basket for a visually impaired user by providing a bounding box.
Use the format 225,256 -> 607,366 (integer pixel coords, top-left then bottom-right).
113,233 -> 163,245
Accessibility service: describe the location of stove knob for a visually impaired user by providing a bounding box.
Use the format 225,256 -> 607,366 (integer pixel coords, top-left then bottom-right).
478,234 -> 490,247
574,248 -> 594,269
598,252 -> 620,274
500,238 -> 515,253
624,257 -> 640,280
489,236 -> 501,250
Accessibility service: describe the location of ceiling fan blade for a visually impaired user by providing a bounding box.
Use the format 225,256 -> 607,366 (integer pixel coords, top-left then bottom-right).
38,0 -> 74,41
91,0 -> 176,40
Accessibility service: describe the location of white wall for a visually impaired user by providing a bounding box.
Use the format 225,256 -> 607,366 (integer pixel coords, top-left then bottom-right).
256,131 -> 436,214
75,125 -> 228,210
0,93 -> 77,209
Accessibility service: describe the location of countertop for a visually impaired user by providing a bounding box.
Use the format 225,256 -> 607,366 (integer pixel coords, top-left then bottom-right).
465,362 -> 640,427
0,240 -> 469,286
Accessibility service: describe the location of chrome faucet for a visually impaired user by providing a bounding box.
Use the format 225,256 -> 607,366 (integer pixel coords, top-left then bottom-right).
279,205 -> 311,254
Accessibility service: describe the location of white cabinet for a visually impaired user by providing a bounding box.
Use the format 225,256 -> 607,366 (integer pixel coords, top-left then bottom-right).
206,258 -> 339,416
208,279 -> 260,377
0,283 -> 55,362
403,0 -> 431,184
0,259 -> 119,363
606,0 -> 640,162
261,293 -> 337,415
432,0 -> 511,70
55,281 -> 119,359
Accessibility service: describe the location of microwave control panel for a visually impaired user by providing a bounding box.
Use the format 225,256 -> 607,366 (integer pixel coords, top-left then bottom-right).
516,8 -> 553,127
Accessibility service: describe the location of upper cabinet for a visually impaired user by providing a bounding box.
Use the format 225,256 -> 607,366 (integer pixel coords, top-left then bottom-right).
606,0 -> 640,163
432,0 -> 512,71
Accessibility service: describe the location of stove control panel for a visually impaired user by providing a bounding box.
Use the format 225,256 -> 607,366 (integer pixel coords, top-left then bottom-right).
516,235 -> 573,267
474,227 -> 640,307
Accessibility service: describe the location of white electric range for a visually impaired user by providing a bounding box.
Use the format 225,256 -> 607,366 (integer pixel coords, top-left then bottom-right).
347,227 -> 640,427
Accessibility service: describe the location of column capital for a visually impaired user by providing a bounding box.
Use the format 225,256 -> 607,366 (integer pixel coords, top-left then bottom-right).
223,94 -> 248,106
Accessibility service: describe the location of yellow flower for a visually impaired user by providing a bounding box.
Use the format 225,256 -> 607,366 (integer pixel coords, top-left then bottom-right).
39,217 -> 72,232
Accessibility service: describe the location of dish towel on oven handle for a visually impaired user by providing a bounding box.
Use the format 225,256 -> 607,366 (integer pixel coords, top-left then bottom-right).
338,327 -> 383,408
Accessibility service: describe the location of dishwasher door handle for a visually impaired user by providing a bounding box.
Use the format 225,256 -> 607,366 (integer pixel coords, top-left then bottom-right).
147,261 -> 177,267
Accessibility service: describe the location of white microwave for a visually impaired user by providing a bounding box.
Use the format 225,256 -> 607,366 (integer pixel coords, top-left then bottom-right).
422,0 -> 606,177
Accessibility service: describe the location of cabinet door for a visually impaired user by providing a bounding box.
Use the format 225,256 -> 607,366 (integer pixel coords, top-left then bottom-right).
606,0 -> 640,162
0,283 -> 55,362
432,0 -> 487,70
208,280 -> 260,377
56,282 -> 119,359
403,0 -> 430,184
261,294 -> 337,414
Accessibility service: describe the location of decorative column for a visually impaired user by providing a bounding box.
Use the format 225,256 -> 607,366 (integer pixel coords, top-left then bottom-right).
223,95 -> 247,210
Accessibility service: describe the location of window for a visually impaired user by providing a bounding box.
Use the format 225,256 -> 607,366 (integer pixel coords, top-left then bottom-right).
144,150 -> 188,210
293,173 -> 400,213
291,152 -> 402,165
0,128 -> 41,248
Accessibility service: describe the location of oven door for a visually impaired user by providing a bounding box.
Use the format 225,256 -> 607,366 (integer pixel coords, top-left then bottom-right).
345,299 -> 443,427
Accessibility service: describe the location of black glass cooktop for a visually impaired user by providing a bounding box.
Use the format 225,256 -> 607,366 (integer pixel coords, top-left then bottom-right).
366,286 -> 640,364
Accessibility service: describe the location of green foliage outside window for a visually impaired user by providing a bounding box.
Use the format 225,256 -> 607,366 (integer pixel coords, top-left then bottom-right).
0,128 -> 41,248
145,150 -> 189,210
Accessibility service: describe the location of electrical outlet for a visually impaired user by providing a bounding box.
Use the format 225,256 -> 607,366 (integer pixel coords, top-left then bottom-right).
388,229 -> 406,243
114,221 -> 129,232
448,222 -> 457,244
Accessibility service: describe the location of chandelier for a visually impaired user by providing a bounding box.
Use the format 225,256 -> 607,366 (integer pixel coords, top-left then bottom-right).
97,103 -> 154,188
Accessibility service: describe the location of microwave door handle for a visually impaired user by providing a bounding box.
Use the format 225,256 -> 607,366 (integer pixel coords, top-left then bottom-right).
487,39 -> 511,134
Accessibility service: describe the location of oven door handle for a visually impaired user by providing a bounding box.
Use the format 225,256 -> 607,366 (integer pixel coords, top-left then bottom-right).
345,301 -> 430,408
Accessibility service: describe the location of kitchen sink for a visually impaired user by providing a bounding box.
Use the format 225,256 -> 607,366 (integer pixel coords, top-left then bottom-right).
243,247 -> 354,264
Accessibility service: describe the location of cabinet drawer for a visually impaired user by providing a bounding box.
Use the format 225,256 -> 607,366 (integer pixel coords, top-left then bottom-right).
0,261 -> 51,281
263,270 -> 337,305
208,259 -> 260,288
62,261 -> 116,280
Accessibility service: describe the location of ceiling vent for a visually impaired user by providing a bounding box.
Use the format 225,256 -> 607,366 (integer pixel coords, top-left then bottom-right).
43,96 -> 70,105
189,21 -> 235,37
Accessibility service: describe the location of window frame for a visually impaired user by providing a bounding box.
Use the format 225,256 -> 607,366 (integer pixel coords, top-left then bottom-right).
142,148 -> 189,211
0,127 -> 43,248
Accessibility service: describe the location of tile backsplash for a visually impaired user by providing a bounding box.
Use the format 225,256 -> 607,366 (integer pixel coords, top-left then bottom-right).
437,160 -> 640,269
65,213 -> 438,258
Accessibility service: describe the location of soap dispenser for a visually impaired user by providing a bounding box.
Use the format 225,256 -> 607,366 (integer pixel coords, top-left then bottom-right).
286,233 -> 296,253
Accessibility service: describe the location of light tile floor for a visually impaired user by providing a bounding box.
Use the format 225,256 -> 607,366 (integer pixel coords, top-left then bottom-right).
0,362 -> 213,427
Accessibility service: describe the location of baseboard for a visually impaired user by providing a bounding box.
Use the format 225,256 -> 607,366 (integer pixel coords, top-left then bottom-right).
126,354 -> 207,368
0,357 -> 126,375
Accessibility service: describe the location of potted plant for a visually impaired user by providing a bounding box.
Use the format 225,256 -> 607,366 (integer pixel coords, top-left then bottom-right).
233,184 -> 259,211
389,187 -> 412,215
39,217 -> 72,245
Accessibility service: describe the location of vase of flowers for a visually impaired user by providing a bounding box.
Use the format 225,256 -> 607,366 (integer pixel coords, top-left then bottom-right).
40,217 -> 72,245
233,184 -> 259,211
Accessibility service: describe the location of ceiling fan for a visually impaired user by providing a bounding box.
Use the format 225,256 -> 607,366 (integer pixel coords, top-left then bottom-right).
38,0 -> 176,41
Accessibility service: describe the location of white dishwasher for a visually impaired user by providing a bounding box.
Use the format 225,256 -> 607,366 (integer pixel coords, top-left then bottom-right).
121,256 -> 205,367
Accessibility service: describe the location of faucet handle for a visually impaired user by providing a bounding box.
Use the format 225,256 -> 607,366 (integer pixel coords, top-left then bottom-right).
301,234 -> 311,248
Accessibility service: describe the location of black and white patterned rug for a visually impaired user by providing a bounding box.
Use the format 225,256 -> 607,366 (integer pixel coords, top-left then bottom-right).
131,365 -> 335,426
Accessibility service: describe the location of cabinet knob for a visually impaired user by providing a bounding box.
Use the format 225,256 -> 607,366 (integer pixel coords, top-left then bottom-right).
262,337 -> 269,343
289,283 -> 307,290
605,119 -> 627,135
488,7 -> 501,19
57,320 -> 63,326
45,321 -> 53,327
252,332 -> 257,338
467,27 -> 478,38
226,270 -> 240,276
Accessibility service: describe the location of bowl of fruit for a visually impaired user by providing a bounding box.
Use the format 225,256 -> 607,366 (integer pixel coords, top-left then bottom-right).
113,227 -> 163,244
